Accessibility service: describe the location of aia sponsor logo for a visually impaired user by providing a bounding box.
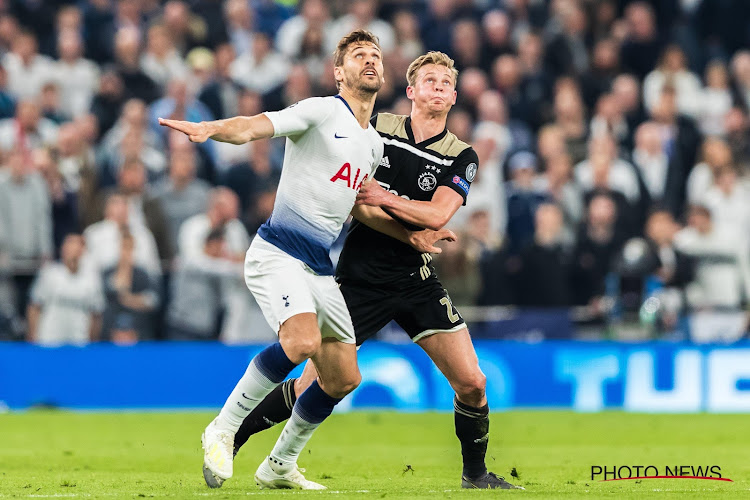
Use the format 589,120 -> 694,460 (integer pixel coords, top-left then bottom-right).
591,465 -> 732,482
330,162 -> 368,190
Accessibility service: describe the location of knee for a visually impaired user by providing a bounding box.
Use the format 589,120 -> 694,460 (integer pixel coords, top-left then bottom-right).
284,335 -> 321,363
325,371 -> 361,399
455,371 -> 486,405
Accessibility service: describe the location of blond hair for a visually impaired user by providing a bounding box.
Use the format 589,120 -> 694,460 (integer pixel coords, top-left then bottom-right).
406,51 -> 459,87
332,29 -> 381,67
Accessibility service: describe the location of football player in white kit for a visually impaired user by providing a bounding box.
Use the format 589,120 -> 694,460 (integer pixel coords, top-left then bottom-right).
160,30 -> 448,490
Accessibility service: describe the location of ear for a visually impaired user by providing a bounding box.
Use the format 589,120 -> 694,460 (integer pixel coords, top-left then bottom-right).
334,66 -> 343,86
450,90 -> 457,105
406,85 -> 415,101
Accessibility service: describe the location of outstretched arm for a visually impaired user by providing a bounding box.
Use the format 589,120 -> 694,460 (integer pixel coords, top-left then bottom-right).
351,205 -> 456,253
356,181 -> 463,231
158,114 -> 275,145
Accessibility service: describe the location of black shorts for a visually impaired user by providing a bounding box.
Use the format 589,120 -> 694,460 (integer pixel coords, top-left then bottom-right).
339,277 -> 466,346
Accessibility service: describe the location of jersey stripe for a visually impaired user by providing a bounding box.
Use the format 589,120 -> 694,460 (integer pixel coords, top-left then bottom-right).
381,136 -> 455,166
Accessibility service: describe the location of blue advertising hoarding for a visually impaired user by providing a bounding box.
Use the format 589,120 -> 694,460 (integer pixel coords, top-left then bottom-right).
1,341 -> 749,412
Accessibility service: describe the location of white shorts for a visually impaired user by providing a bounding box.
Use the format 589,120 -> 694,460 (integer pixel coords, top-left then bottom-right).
243,236 -> 355,344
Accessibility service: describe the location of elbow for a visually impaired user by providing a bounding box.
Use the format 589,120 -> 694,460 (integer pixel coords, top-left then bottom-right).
424,214 -> 450,231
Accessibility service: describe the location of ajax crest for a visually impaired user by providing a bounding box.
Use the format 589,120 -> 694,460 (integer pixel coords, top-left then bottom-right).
418,172 -> 437,191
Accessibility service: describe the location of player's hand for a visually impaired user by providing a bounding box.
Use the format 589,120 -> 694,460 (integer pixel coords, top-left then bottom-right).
408,228 -> 457,254
355,178 -> 391,207
158,118 -> 212,143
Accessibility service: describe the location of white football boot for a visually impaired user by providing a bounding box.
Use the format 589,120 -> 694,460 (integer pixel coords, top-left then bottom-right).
201,418 -> 234,488
254,456 -> 326,490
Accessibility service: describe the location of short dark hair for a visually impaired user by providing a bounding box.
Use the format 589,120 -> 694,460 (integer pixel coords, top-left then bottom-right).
332,29 -> 380,67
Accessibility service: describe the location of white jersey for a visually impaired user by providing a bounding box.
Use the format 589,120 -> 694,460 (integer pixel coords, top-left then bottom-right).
259,96 -> 383,275
30,262 -> 105,346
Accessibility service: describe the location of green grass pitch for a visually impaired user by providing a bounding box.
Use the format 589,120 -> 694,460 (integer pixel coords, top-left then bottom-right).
1,411 -> 748,499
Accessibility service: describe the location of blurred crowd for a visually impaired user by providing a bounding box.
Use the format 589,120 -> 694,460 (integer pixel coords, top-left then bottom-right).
1,0 -> 750,345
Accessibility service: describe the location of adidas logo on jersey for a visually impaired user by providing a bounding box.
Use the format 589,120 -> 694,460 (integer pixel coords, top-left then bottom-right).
379,156 -> 391,168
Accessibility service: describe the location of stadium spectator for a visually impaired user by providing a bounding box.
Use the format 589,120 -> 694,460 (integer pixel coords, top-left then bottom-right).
644,209 -> 695,333
275,0 -> 334,61
197,44 -> 241,121
140,24 -> 189,91
575,134 -> 640,205
551,81 -> 588,164
90,68 -> 126,138
630,121 -> 686,227
533,152 -> 583,247
33,148 -> 79,257
328,0 -> 395,53
390,9 -> 423,62
451,19 -> 482,72
581,38 -> 621,112
231,33 -> 290,95
544,2 -> 589,78
644,45 -> 702,120
166,228 -> 240,340
154,148 -> 211,250
480,10 -> 513,72
649,86 -> 701,180
686,137 -> 733,205
571,194 -> 625,310
54,29 -> 99,119
223,0 -> 255,57
26,234 -> 104,346
149,78 -> 215,175
674,205 -> 750,342
39,82 -> 67,124
0,150 -> 53,319
700,166 -> 750,235
113,27 -> 160,104
83,193 -> 161,277
158,1 -> 207,56
516,203 -> 571,307
589,93 -> 629,151
619,2 -> 663,80
2,30 -> 54,100
101,230 -> 159,343
0,99 -> 58,155
113,157 -> 173,264
504,151 -> 550,253
699,60 -> 733,137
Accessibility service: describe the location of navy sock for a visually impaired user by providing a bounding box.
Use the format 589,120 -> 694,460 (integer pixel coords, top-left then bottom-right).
254,342 -> 298,383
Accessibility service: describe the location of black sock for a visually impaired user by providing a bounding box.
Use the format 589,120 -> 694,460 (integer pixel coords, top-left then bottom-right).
454,396 -> 489,479
233,378 -> 297,454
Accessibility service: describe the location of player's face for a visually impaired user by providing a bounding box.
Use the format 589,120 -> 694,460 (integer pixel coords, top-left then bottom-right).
407,64 -> 457,114
336,42 -> 384,95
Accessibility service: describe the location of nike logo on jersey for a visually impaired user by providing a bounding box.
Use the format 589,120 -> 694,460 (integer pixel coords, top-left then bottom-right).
334,133 -> 348,139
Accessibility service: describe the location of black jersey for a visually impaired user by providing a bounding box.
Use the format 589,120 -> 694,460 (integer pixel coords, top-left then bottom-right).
336,113 -> 479,287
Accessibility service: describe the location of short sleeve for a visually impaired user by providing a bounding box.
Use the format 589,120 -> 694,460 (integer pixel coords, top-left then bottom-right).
264,97 -> 333,139
438,147 -> 479,206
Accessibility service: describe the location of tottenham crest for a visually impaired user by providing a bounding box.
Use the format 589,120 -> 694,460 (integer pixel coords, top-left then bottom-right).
418,172 -> 437,191
465,162 -> 477,182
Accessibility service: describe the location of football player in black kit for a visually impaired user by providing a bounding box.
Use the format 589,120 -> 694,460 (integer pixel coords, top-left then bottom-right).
223,52 -> 523,490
